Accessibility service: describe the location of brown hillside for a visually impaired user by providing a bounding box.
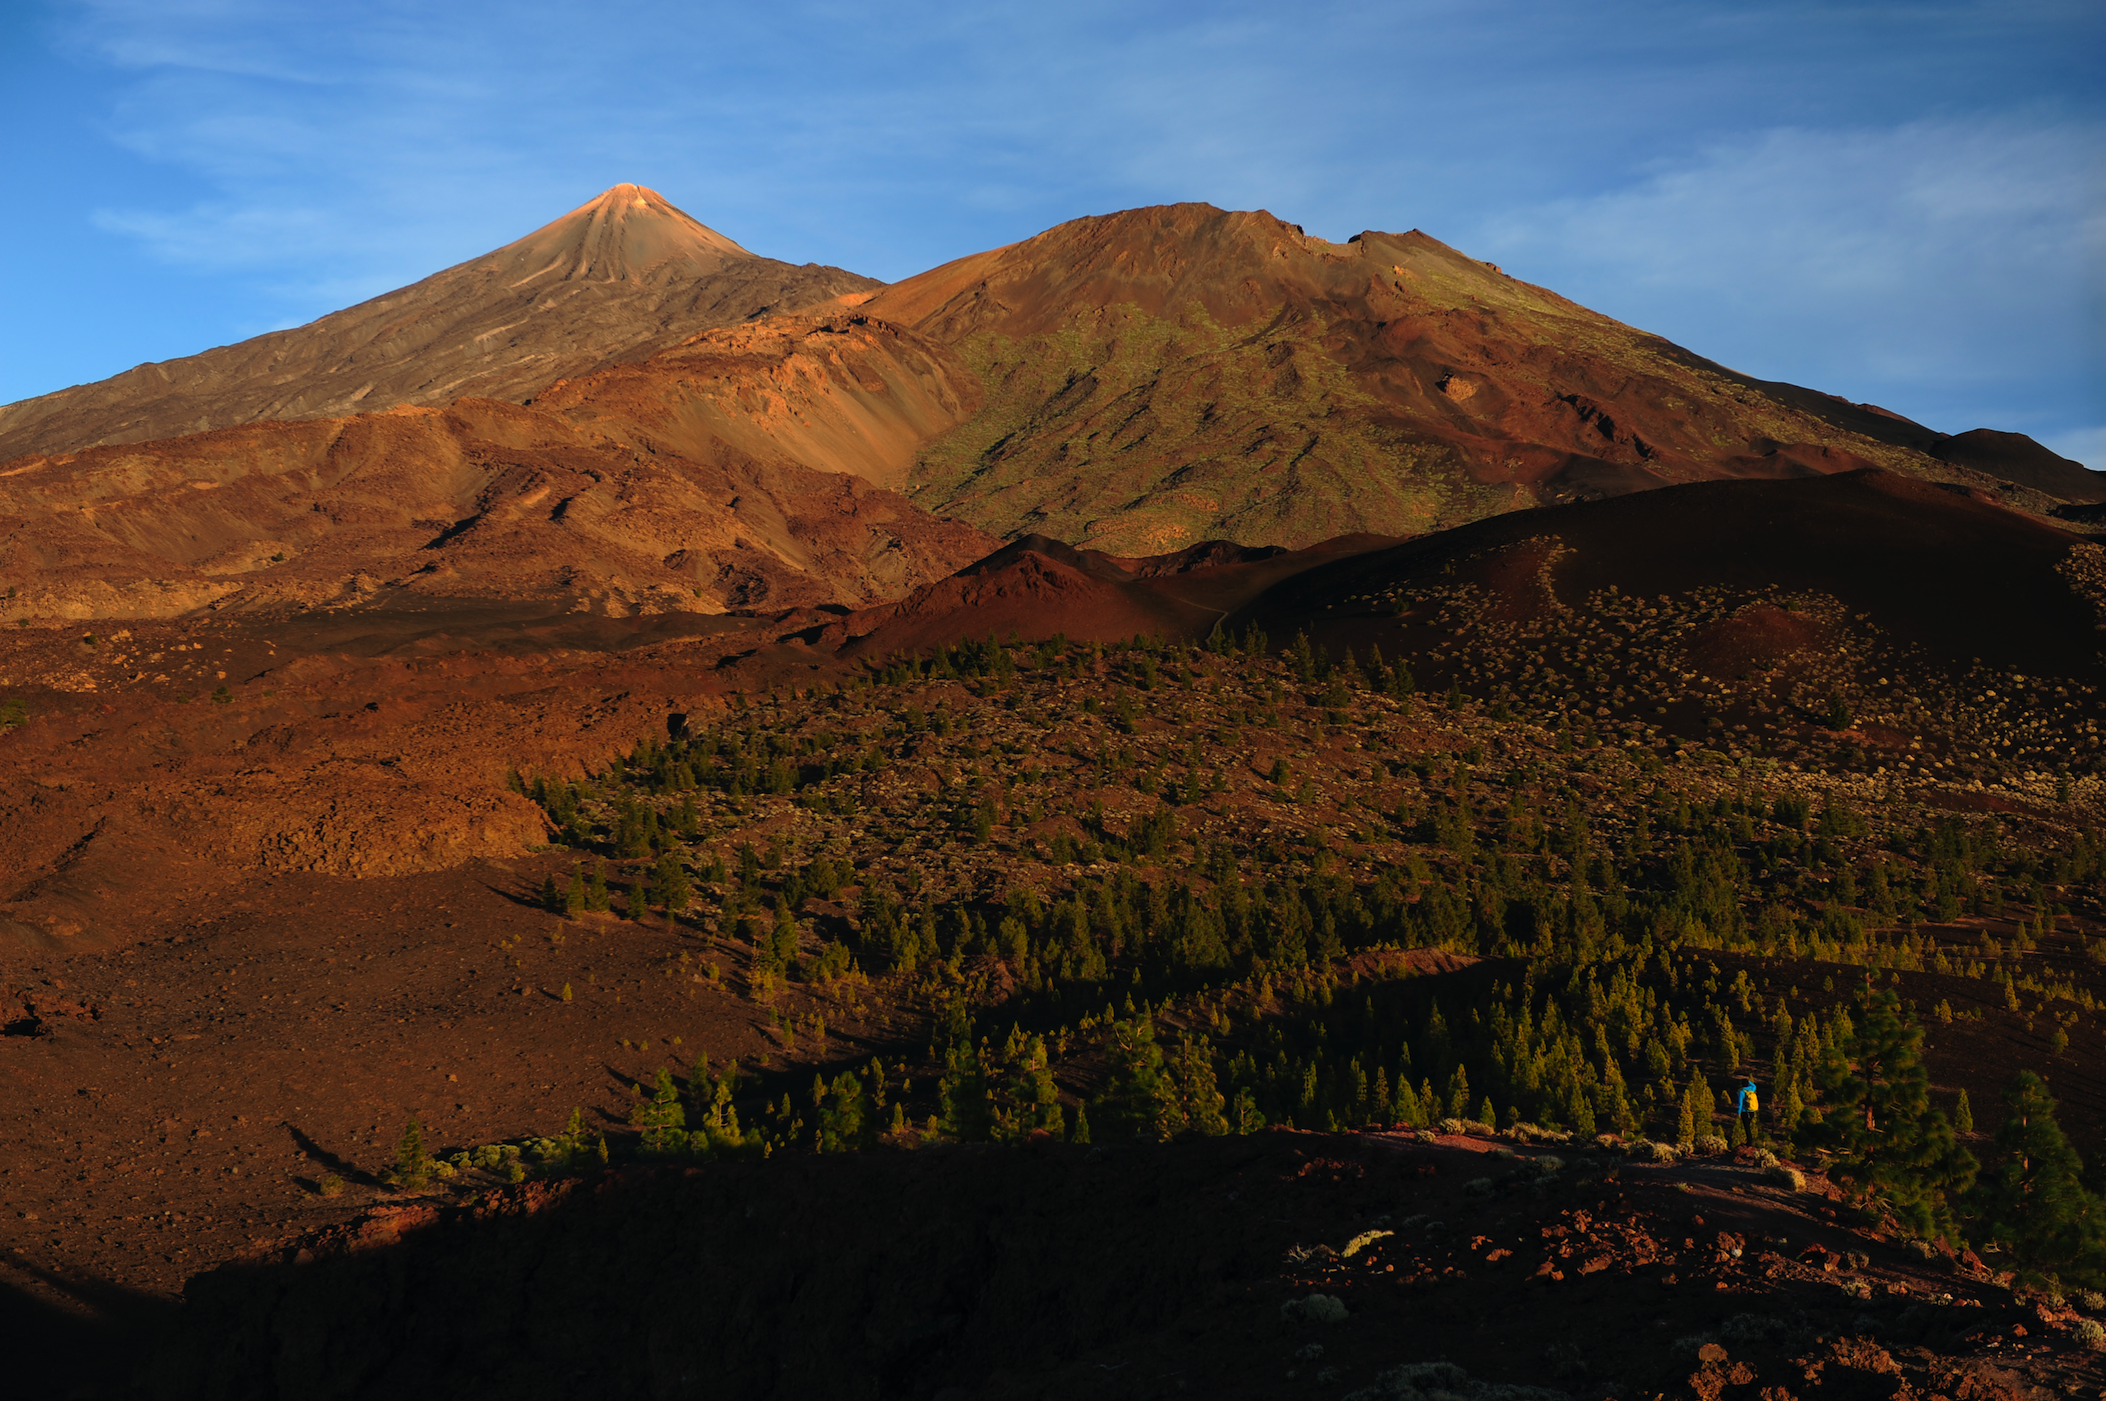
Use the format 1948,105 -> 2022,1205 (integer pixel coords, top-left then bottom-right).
790,531 -> 1395,660
0,315 -> 994,621
0,185 -> 881,462
869,203 -> 2088,552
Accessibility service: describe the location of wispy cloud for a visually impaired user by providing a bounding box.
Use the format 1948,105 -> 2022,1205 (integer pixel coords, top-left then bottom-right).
1476,118 -> 2100,440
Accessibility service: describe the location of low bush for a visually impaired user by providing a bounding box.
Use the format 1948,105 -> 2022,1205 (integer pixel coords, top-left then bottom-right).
1281,1294 -> 1349,1324
1766,1163 -> 1807,1191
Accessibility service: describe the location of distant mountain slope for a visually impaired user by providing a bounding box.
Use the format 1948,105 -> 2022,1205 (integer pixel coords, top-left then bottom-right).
0,315 -> 993,621
865,204 -> 2102,552
0,185 -> 881,463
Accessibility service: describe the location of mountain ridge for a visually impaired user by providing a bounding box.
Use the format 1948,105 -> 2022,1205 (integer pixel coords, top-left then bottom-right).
0,184 -> 881,463
866,203 -> 2102,551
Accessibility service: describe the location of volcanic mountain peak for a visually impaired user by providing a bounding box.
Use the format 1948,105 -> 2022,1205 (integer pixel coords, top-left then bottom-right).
0,186 -> 878,464
492,182 -> 754,287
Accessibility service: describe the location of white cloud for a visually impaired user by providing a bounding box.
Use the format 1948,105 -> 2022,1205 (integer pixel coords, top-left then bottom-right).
1477,118 -> 2100,439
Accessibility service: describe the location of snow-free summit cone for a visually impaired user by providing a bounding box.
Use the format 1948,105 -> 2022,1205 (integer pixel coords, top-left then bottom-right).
495,182 -> 756,285
0,184 -> 877,462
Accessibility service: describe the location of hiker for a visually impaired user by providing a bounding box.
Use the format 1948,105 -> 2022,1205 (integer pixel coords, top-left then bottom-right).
1737,1077 -> 1759,1137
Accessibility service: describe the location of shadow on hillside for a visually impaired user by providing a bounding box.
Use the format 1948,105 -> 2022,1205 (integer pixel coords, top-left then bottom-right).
0,1255 -> 175,1399
102,1135 -> 1340,1400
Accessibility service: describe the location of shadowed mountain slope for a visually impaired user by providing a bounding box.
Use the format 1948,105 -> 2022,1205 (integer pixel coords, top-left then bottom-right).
866,204 -> 2102,552
764,531 -> 1393,661
1230,469 -> 2099,681
0,185 -> 881,463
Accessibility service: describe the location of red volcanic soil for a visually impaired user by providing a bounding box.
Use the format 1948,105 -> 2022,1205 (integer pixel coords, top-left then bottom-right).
0,314 -> 995,622
17,1132 -> 2092,1400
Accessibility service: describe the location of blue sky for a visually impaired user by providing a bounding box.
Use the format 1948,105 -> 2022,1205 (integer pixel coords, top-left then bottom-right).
4,1 -> 2100,464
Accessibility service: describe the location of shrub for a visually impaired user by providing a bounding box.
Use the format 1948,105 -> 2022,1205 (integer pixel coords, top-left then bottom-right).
317,1173 -> 344,1197
2077,1289 -> 2106,1312
1341,1362 -> 1477,1401
1645,1141 -> 1679,1164
1280,1294 -> 1348,1324
1720,1313 -> 1789,1345
1753,1147 -> 1780,1169
1767,1163 -> 1808,1191
1464,1177 -> 1494,1197
2077,1319 -> 2106,1350
1693,1134 -> 1729,1157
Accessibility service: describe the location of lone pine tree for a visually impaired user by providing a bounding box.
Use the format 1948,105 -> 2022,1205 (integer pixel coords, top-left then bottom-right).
1968,1071 -> 2103,1288
1808,990 -> 1976,1240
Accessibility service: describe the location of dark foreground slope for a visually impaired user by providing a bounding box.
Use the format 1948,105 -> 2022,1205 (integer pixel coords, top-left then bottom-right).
15,1134 -> 2093,1401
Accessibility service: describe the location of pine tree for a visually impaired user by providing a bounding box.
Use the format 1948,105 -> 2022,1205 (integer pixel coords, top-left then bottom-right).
1446,1065 -> 1471,1121
1069,1101 -> 1092,1144
392,1118 -> 430,1188
588,861 -> 610,911
631,1067 -> 687,1153
1955,1089 -> 1973,1134
626,868 -> 652,919
686,1054 -> 713,1111
563,865 -> 586,917
1177,1037 -> 1230,1136
816,1071 -> 871,1153
1967,1071 -> 2103,1287
771,901 -> 800,970
1387,1075 -> 1415,1127
937,1041 -> 991,1141
1677,1078 -> 1705,1145
654,851 -> 692,913
1808,990 -> 1976,1239
1104,1015 -> 1183,1141
539,872 -> 561,912
1779,1080 -> 1804,1139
